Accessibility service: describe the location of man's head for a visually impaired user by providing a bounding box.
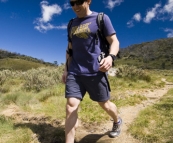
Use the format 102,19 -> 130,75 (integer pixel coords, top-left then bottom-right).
69,0 -> 92,18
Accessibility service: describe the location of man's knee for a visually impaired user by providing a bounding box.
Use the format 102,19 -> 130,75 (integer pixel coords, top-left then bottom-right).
66,104 -> 78,115
66,97 -> 80,115
98,100 -> 116,110
98,100 -> 110,109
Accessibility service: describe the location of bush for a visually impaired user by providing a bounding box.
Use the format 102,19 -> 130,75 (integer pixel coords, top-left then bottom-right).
116,65 -> 151,82
23,67 -> 64,92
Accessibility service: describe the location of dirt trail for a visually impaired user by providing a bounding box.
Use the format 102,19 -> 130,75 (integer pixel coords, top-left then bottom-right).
1,80 -> 173,143
75,80 -> 173,143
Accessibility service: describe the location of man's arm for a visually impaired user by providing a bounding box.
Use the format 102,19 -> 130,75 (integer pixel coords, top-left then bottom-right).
99,34 -> 119,72
106,34 -> 119,56
62,42 -> 72,83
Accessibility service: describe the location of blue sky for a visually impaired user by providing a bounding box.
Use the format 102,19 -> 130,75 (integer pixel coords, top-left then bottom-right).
0,0 -> 173,64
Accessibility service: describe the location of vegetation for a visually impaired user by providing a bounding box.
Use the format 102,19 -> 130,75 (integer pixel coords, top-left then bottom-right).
117,37 -> 173,69
0,115 -> 32,143
0,58 -> 53,71
0,49 -> 57,71
129,88 -> 173,143
0,65 -> 172,142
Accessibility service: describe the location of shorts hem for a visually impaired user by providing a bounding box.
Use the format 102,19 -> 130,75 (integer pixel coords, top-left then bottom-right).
65,95 -> 82,101
91,97 -> 110,102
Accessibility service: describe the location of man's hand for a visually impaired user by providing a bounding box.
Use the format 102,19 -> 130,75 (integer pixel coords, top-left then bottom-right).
62,71 -> 68,84
99,56 -> 112,72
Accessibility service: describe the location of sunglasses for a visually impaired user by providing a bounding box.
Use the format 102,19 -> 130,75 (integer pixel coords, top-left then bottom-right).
70,0 -> 86,6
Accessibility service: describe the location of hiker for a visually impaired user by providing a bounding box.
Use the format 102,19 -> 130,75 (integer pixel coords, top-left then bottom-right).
62,0 -> 122,142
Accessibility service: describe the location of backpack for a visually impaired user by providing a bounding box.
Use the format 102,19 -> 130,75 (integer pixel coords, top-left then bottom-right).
96,12 -> 110,60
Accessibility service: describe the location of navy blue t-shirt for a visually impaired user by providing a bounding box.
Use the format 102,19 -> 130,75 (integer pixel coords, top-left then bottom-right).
68,12 -> 115,76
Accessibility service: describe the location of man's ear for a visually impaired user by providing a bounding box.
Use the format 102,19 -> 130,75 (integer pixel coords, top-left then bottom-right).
86,0 -> 91,5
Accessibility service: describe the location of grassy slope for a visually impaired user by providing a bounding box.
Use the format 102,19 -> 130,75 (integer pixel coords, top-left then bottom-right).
0,58 -> 49,71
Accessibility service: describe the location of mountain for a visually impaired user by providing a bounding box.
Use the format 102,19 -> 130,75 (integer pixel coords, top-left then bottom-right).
117,37 -> 173,69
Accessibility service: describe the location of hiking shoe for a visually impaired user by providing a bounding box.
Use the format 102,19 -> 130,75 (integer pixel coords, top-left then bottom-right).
109,117 -> 122,138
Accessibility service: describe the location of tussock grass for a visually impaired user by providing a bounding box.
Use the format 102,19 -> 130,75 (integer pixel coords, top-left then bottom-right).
24,85 -> 66,119
79,94 -> 147,123
0,115 -> 32,143
112,94 -> 147,107
152,69 -> 173,83
0,87 -> 66,120
128,89 -> 173,142
1,92 -> 35,106
79,95 -> 110,123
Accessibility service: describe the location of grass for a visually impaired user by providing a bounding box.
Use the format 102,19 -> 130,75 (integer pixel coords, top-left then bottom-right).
79,94 -> 147,123
0,86 -> 66,120
0,67 -> 172,142
0,58 -> 48,71
128,88 -> 173,143
79,94 -> 110,123
0,116 -> 32,143
151,69 -> 173,83
116,57 -> 173,70
112,94 -> 147,107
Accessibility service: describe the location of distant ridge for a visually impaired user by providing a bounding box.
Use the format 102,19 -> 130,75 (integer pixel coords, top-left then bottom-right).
117,37 -> 173,69
0,49 -> 57,71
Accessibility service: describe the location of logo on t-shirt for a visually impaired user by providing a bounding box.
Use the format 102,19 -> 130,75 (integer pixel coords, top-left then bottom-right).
70,22 -> 91,39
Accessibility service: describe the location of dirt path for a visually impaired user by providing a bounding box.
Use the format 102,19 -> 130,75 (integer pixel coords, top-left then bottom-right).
75,80 -> 173,143
1,80 -> 173,143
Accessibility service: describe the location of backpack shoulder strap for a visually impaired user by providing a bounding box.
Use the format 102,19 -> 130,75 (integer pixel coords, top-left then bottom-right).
67,18 -> 74,30
97,12 -> 104,33
67,18 -> 74,43
97,12 -> 109,47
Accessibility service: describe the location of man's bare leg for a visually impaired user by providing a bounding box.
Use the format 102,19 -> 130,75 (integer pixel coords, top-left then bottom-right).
65,97 -> 80,143
98,100 -> 118,122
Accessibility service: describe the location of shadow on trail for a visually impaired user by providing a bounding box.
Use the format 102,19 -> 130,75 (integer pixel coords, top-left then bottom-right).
14,122 -> 111,143
75,132 -> 110,143
14,122 -> 65,143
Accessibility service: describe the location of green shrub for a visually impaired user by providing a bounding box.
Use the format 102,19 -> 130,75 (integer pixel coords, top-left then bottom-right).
23,67 -> 63,92
116,65 -> 151,82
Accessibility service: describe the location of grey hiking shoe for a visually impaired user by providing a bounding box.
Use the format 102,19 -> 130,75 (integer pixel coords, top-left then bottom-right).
109,117 -> 122,138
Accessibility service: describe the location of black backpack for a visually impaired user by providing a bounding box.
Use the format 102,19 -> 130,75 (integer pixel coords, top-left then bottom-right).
96,12 -> 110,59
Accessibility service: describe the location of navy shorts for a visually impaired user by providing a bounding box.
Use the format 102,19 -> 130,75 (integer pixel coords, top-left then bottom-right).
65,73 -> 110,102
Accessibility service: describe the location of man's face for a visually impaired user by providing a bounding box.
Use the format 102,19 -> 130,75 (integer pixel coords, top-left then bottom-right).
70,0 -> 90,18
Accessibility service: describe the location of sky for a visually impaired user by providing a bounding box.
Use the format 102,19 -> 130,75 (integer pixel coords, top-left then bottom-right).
0,0 -> 173,64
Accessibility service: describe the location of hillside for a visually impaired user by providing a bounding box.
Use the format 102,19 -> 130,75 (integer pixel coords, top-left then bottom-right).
117,37 -> 173,69
0,49 -> 57,71
1,37 -> 173,70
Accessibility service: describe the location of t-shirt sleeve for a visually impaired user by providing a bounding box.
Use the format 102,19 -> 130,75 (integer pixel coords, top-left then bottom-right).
103,14 -> 116,37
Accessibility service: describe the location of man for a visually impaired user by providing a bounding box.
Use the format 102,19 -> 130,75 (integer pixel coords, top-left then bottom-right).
62,0 -> 122,142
